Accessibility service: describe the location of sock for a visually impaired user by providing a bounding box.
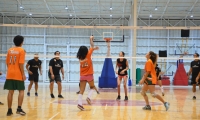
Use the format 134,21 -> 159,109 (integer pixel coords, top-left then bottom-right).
87,89 -> 94,99
78,94 -> 83,106
18,106 -> 21,109
160,86 -> 164,93
194,92 -> 196,96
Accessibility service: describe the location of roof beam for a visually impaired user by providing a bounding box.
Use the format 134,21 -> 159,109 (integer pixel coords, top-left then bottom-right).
43,0 -> 53,17
160,0 -> 171,18
185,0 -> 198,18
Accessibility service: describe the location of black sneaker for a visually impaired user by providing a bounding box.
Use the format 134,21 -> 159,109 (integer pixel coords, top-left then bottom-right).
76,91 -> 80,94
7,108 -> 13,116
0,102 -> 4,105
97,91 -> 100,94
124,96 -> 128,101
27,92 -> 30,96
116,95 -> 121,100
16,108 -> 26,116
58,95 -> 64,98
35,93 -> 38,96
142,105 -> 151,110
50,94 -> 55,98
193,96 -> 196,100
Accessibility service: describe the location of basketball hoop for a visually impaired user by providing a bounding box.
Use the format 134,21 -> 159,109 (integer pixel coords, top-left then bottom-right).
104,38 -> 112,42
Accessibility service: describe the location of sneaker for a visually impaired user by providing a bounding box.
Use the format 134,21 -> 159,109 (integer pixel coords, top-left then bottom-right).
35,93 -> 38,96
193,96 -> 196,100
116,95 -> 121,100
97,91 -> 100,94
164,102 -> 170,111
58,95 -> 64,98
142,105 -> 151,110
50,94 -> 55,98
16,108 -> 26,115
124,96 -> 128,101
77,104 -> 85,111
86,97 -> 91,105
0,102 -> 4,105
27,92 -> 30,96
162,92 -> 165,96
7,108 -> 13,116
76,91 -> 80,94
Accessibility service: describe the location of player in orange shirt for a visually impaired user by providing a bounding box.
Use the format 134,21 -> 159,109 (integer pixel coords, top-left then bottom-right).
76,36 -> 99,111
4,35 -> 26,116
139,51 -> 169,111
0,71 -> 4,105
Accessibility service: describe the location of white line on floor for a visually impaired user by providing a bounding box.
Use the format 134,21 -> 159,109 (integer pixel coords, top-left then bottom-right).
49,112 -> 60,120
92,108 -> 96,114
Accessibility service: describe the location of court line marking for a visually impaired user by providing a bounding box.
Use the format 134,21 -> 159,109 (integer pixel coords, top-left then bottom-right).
92,108 -> 96,114
105,104 -> 107,110
49,112 -> 60,120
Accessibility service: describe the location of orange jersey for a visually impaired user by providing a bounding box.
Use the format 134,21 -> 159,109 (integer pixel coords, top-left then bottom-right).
79,48 -> 94,76
144,59 -> 157,84
6,47 -> 26,81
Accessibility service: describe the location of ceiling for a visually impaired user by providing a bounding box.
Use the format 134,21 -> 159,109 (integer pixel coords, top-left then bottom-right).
0,0 -> 200,19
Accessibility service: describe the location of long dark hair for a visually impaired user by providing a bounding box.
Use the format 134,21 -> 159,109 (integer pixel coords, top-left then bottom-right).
149,51 -> 157,64
77,46 -> 88,60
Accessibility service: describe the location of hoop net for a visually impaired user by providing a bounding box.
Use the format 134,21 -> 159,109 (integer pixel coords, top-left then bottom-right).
104,38 -> 112,42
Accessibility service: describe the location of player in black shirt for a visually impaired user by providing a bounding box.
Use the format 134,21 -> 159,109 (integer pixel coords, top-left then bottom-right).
49,51 -> 64,98
188,53 -> 200,100
115,51 -> 129,101
155,64 -> 165,96
0,71 -> 4,105
26,53 -> 42,96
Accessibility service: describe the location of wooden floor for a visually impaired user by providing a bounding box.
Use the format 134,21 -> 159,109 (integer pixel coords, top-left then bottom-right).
0,83 -> 200,120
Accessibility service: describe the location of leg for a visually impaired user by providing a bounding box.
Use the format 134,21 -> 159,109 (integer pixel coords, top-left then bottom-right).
50,81 -> 54,94
18,90 -> 24,107
57,81 -> 62,95
77,81 -> 87,110
140,84 -> 149,105
7,90 -> 14,108
34,82 -> 38,93
158,80 -> 164,96
76,83 -> 80,94
148,85 -> 165,103
192,84 -> 196,99
123,76 -> 128,96
117,77 -> 122,96
28,81 -> 34,92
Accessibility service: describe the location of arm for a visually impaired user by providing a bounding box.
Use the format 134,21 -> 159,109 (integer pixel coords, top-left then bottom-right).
26,63 -> 33,75
123,60 -> 129,72
139,71 -> 150,84
115,61 -> 118,74
19,63 -> 26,80
49,66 -> 54,75
196,72 -> 200,83
90,36 -> 94,48
188,67 -> 192,79
39,65 -> 42,75
61,68 -> 64,80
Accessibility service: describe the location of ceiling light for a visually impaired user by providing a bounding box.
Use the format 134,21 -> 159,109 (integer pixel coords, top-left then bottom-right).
149,14 -> 152,17
154,7 -> 158,10
29,13 -> 32,16
70,14 -> 72,16
110,14 -> 112,17
65,6 -> 68,10
110,7 -> 112,10
190,14 -> 193,17
20,6 -> 23,9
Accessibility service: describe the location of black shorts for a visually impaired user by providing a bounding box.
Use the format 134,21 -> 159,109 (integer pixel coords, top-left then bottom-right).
49,75 -> 61,83
191,78 -> 200,85
29,74 -> 39,82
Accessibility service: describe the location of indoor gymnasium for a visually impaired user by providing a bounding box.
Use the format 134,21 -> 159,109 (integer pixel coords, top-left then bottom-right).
0,0 -> 200,120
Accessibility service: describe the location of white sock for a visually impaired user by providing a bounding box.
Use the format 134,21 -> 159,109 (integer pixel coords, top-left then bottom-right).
87,89 -> 94,99
160,86 -> 164,93
78,94 -> 82,105
193,92 -> 196,96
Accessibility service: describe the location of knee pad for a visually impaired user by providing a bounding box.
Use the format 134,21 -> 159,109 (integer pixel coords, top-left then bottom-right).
140,91 -> 146,96
151,92 -> 158,98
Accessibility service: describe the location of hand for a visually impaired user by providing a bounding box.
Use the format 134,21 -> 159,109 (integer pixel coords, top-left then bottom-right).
139,79 -> 144,85
196,77 -> 199,83
115,70 -> 118,74
94,46 -> 99,50
90,36 -> 94,40
187,75 -> 190,80
62,75 -> 64,80
22,74 -> 26,81
120,70 -> 125,74
28,71 -> 33,75
51,74 -> 55,79
0,72 -> 2,75
40,71 -> 42,75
